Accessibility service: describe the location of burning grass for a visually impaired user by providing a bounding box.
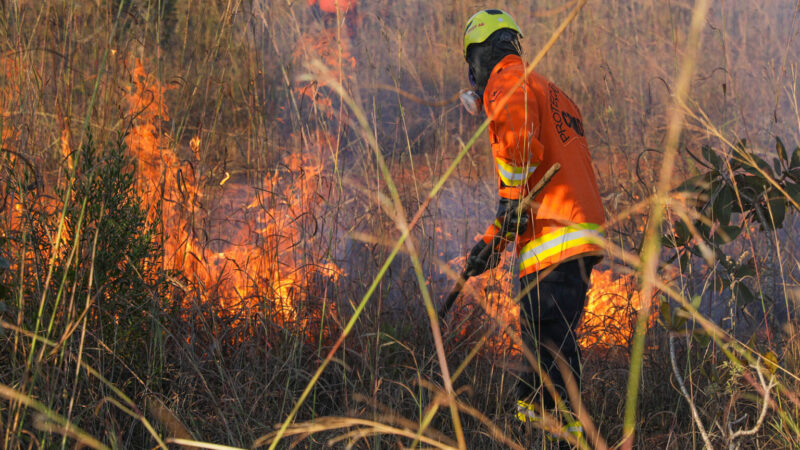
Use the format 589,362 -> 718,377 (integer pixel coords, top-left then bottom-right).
579,269 -> 647,350
2,0 -> 800,449
123,56 -> 344,330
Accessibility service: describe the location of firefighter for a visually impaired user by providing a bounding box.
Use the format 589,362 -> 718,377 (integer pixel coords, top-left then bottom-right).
308,0 -> 358,38
460,9 -> 605,443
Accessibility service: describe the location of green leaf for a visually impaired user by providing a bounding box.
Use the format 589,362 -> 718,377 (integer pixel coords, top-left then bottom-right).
713,185 -> 736,226
753,154 -> 773,176
702,145 -> 722,167
735,174 -> 766,194
715,271 -> 732,291
691,295 -> 702,310
764,350 -> 779,374
735,283 -> 757,306
767,195 -> 786,229
736,139 -> 748,151
729,140 -> 749,171
785,183 -> 800,206
660,299 -> 673,329
675,172 -> 714,194
776,137 -> 788,163
733,258 -> 756,279
730,154 -> 743,171
715,225 -> 742,244
791,147 -> 800,170
692,330 -> 711,347
679,250 -> 691,271
674,220 -> 691,246
674,309 -> 687,329
695,221 -> 712,243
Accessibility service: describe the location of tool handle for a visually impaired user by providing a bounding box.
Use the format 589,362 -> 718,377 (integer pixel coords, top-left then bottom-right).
437,270 -> 470,322
437,163 -> 561,320
515,162 -> 561,217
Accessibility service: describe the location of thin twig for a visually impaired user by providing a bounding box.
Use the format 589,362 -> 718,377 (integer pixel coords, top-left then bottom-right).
669,333 -> 714,449
727,364 -> 775,447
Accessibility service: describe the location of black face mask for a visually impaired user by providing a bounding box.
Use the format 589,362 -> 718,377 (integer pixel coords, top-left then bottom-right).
465,29 -> 521,97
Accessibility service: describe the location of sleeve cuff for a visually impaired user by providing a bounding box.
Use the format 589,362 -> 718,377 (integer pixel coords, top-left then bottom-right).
482,220 -> 514,249
482,222 -> 500,244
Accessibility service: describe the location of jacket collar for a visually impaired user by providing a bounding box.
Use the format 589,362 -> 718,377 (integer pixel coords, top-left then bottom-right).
490,54 -> 524,79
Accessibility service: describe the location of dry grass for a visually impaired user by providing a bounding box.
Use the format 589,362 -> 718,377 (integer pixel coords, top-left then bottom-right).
1,0 -> 800,448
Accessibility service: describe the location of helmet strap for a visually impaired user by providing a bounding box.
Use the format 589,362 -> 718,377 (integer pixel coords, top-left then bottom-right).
466,29 -> 520,95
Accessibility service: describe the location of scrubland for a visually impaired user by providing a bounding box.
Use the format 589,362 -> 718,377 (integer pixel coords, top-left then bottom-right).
1,0 -> 800,448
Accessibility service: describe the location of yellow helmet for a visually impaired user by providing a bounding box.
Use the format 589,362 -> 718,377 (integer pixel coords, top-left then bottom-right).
463,9 -> 523,58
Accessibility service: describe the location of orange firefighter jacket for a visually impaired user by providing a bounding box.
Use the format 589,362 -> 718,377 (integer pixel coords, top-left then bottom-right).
480,54 -> 605,278
307,0 -> 357,13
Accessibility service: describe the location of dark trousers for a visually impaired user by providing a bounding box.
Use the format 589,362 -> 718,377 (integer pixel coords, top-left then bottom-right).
517,257 -> 596,410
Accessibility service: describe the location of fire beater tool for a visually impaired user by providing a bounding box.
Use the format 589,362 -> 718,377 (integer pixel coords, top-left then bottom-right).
437,163 -> 561,321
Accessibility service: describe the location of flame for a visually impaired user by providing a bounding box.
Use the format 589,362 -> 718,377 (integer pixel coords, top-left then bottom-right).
453,254 -> 649,354
447,251 -> 521,356
579,269 -> 648,349
481,261 -> 522,354
189,136 -> 201,158
122,57 -> 342,330
1,55 -> 25,245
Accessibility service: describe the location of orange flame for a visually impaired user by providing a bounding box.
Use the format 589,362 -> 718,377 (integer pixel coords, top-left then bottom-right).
579,269 -> 647,349
123,57 -> 342,330
448,251 -> 521,356
2,55 -> 25,244
454,256 -> 648,354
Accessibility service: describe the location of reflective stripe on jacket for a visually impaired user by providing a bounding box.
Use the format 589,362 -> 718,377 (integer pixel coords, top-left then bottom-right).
480,55 -> 605,277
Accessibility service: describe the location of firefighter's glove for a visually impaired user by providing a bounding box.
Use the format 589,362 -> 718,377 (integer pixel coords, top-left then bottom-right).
497,198 -> 529,237
465,240 -> 501,277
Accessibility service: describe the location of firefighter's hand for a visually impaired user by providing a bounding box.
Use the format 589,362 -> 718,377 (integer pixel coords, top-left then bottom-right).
497,198 -> 529,236
464,240 -> 501,277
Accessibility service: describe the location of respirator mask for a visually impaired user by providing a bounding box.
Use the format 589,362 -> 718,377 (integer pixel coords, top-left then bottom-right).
459,67 -> 483,116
